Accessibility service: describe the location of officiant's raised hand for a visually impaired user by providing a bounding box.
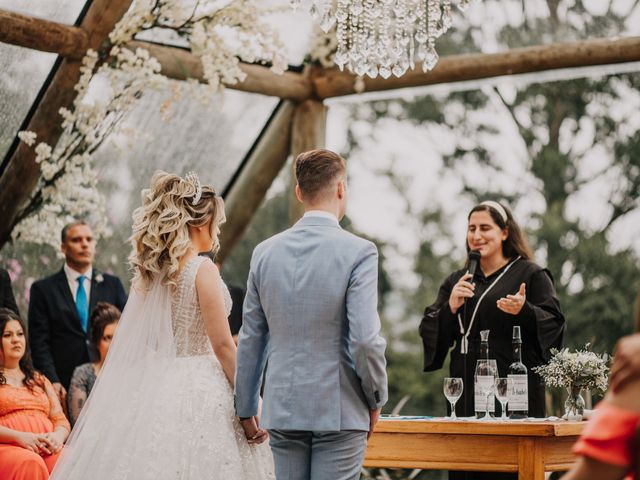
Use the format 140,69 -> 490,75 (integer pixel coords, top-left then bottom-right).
239,416 -> 268,444
497,283 -> 526,315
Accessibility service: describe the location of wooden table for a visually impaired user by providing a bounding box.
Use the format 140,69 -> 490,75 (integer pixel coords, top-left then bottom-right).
364,418 -> 586,480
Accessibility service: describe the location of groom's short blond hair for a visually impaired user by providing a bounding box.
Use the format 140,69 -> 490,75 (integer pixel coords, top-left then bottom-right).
295,149 -> 346,201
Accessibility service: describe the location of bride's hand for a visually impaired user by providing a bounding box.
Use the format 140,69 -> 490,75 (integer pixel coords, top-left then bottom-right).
239,416 -> 269,445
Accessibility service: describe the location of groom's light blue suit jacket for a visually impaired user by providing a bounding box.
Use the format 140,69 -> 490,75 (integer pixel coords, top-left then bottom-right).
235,215 -> 388,431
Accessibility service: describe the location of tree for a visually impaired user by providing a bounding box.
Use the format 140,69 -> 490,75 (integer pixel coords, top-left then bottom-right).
343,0 -> 640,422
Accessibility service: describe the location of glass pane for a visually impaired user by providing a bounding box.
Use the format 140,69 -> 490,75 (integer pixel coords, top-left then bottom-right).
133,0 -> 313,67
0,0 -> 89,24
88,83 -> 278,282
0,0 -> 91,161
0,46 -> 57,161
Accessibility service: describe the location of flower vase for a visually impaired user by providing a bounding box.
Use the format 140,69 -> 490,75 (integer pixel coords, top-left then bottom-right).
564,385 -> 585,421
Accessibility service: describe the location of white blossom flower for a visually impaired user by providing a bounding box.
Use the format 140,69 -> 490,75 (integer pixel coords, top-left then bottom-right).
17,131 -> 37,146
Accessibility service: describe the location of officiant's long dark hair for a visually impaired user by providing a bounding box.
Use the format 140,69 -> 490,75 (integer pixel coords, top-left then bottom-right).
466,202 -> 533,262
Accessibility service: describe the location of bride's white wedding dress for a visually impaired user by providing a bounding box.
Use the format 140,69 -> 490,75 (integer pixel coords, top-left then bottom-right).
50,256 -> 274,479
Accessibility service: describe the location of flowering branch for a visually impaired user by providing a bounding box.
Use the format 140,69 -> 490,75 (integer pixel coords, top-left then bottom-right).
14,0 -> 288,251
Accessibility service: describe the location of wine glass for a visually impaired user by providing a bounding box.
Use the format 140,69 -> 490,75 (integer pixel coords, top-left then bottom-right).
494,377 -> 509,420
443,377 -> 463,419
475,359 -> 497,421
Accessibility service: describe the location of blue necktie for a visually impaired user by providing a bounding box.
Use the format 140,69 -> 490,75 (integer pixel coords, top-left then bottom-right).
76,275 -> 89,332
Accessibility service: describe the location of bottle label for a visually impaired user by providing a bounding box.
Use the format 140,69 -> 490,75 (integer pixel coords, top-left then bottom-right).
474,376 -> 495,413
508,374 -> 529,410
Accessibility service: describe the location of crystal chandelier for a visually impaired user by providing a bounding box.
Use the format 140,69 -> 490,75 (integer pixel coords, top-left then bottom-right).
291,0 -> 475,79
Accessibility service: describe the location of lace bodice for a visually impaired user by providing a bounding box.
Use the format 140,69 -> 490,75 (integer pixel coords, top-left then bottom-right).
171,256 -> 232,356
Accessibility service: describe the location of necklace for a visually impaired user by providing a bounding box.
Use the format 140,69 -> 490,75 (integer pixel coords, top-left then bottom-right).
457,256 -> 521,354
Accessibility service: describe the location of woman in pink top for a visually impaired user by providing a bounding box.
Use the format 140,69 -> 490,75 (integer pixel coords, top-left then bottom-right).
563,293 -> 640,480
0,308 -> 70,479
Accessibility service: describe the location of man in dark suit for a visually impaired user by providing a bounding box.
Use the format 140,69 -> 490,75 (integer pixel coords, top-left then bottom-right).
28,221 -> 127,403
0,267 -> 20,315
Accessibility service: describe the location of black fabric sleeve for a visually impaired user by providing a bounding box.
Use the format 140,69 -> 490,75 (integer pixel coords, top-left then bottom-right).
28,281 -> 60,383
1,269 -> 19,316
419,274 -> 459,372
517,268 -> 565,360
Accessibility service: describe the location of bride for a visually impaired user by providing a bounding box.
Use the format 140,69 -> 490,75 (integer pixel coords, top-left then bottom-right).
50,171 -> 274,479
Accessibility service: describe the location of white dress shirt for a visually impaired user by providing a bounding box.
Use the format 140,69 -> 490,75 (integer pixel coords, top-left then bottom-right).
64,263 -> 92,302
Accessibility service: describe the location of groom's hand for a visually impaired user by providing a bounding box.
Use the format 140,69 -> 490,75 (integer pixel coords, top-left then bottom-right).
239,416 -> 269,445
368,408 -> 381,440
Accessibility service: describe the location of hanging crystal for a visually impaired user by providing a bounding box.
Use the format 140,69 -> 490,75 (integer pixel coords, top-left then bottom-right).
299,0 -> 476,79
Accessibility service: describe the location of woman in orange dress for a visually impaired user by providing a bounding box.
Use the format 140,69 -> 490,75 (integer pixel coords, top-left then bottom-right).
562,293 -> 640,480
0,308 -> 70,479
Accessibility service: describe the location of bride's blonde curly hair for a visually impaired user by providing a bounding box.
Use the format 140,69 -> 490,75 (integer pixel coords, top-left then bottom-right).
129,170 -> 224,289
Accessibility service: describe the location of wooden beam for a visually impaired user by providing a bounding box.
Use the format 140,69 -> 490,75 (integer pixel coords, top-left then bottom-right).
0,10 -> 313,101
0,0 -> 134,249
217,101 -> 295,263
313,36 -> 640,98
0,9 -> 88,59
126,41 -> 312,102
288,99 -> 327,223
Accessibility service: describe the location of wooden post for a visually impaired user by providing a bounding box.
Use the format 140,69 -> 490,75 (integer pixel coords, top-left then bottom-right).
288,99 -> 328,224
312,36 -> 640,98
0,10 -> 312,102
0,9 -> 88,59
126,40 -> 312,102
217,101 -> 295,263
0,0 -> 134,249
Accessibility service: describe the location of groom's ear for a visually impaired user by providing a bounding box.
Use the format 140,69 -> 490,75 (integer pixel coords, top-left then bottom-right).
294,184 -> 304,203
337,180 -> 346,199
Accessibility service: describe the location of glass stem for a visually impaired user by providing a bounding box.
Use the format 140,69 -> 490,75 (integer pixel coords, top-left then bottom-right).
450,401 -> 456,419
486,393 -> 491,418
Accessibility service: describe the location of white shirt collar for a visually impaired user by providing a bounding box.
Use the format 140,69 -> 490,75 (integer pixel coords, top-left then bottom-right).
64,263 -> 92,283
303,210 -> 340,225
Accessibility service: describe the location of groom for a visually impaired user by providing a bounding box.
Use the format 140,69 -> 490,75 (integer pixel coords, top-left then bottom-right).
236,148 -> 388,480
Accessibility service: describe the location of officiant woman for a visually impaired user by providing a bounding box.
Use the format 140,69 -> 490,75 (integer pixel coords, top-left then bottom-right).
419,201 -> 566,479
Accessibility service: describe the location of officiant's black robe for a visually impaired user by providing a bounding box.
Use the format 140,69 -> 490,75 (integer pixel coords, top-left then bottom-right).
419,258 -> 565,480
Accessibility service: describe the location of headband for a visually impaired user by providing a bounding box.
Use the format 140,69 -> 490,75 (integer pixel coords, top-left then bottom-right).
480,200 -> 508,224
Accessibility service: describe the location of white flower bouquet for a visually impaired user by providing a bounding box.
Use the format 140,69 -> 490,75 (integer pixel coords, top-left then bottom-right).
533,345 -> 609,420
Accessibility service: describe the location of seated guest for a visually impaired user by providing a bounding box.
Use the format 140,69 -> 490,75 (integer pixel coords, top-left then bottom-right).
1,267 -> 19,315
0,308 -> 70,479
562,292 -> 640,480
28,220 -> 127,405
67,302 -> 120,426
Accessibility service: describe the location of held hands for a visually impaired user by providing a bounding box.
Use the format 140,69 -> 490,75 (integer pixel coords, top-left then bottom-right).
239,416 -> 268,445
41,431 -> 65,454
449,273 -> 475,314
497,283 -> 526,315
368,408 -> 381,440
15,432 -> 61,456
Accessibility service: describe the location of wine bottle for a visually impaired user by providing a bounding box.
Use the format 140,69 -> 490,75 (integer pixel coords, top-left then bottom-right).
474,329 -> 495,418
508,325 -> 529,418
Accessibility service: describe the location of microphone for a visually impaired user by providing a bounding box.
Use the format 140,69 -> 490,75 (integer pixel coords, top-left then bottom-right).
467,250 -> 481,278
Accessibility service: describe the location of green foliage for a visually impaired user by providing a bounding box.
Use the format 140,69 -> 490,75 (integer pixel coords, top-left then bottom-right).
342,0 -> 640,423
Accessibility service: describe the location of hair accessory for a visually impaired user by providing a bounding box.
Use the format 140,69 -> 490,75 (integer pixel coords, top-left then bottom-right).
480,200 -> 508,224
184,171 -> 202,205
